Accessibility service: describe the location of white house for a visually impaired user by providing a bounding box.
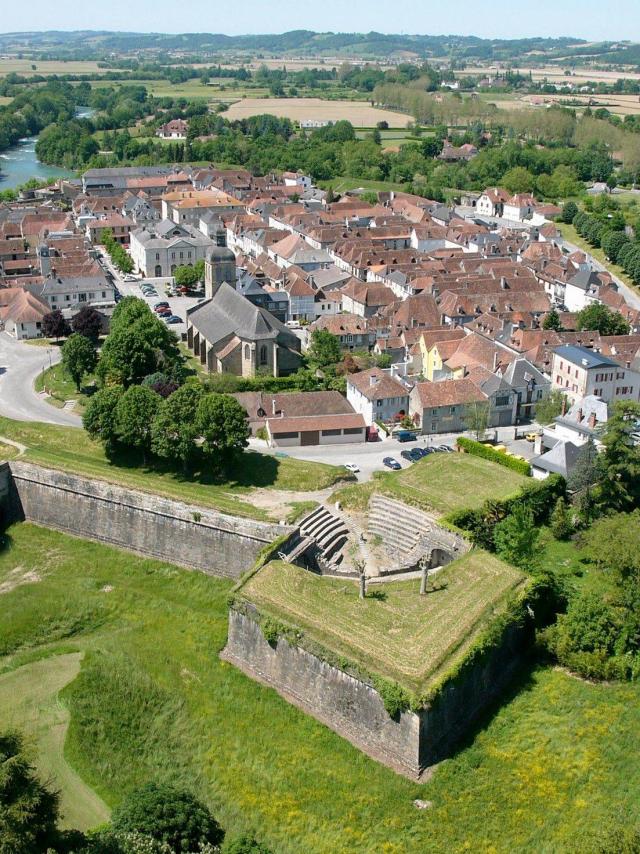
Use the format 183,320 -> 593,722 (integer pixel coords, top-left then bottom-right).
282,171 -> 312,190
130,220 -> 214,278
476,187 -> 509,218
346,367 -> 410,426
503,194 -> 535,222
551,344 -> 640,404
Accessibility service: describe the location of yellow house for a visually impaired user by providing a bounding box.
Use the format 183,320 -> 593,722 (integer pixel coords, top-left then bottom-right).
418,328 -> 466,380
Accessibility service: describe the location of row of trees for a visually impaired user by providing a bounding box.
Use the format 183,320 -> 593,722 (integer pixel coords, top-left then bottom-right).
102,228 -> 134,274
565,202 -> 640,288
0,730 -> 270,854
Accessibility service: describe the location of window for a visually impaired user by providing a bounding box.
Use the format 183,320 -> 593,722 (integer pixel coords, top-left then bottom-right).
244,344 -> 251,360
155,252 -> 160,261
431,422 -> 437,431
259,345 -> 268,366
272,432 -> 298,439
495,395 -> 510,407
449,407 -> 456,414
171,252 -> 176,260
344,427 -> 363,435
102,291 -> 106,299
64,295 -> 71,302
322,429 -> 341,436
376,400 -> 382,407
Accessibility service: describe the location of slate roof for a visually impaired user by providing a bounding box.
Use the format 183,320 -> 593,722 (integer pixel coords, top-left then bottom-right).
531,440 -> 582,477
553,344 -> 619,369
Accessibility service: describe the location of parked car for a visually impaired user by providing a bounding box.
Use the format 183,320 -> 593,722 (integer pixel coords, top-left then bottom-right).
382,457 -> 401,470
123,274 -> 139,282
344,463 -> 360,474
165,315 -> 182,324
409,448 -> 425,461
154,301 -> 170,309
157,309 -> 172,318
396,430 -> 417,443
438,444 -> 454,453
400,450 -> 415,462
525,432 -> 538,443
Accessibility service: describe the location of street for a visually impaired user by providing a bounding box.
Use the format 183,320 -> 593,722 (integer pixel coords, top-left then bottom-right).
249,426 -> 539,482
0,333 -> 81,427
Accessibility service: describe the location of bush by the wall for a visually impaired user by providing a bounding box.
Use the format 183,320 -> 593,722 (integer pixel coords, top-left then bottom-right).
456,437 -> 531,477
447,475 -> 566,551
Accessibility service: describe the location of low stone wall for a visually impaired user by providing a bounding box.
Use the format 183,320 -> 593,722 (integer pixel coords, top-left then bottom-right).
222,605 -> 531,779
6,461 -> 291,579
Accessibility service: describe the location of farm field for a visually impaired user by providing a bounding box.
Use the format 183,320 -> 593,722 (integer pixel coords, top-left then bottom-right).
332,451 -> 526,515
458,64 -> 640,84
0,523 -> 639,852
240,555 -> 525,694
0,416 -> 348,521
224,97 -> 412,127
0,58 -> 107,76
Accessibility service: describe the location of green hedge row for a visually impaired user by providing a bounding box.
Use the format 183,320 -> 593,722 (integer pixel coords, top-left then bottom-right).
447,474 -> 567,551
457,437 -> 531,476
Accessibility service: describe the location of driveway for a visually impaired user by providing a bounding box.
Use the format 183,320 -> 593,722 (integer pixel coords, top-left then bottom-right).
0,333 -> 81,427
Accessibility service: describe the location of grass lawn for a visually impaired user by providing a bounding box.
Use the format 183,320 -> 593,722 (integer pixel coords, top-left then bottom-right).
240,555 -> 525,695
556,221 -> 640,296
333,452 -> 526,516
319,176 -> 408,194
0,653 -> 110,830
0,417 -> 348,521
34,364 -> 96,414
0,523 -> 638,852
0,442 -> 19,461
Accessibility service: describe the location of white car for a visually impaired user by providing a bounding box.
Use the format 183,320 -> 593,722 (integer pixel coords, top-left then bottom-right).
123,274 -> 139,282
344,463 -> 360,474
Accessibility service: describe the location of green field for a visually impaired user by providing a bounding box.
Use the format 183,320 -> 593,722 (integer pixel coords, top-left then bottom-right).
0,523 -> 639,852
332,451 -> 526,516
34,363 -> 96,413
240,556 -> 525,694
0,417 -> 348,521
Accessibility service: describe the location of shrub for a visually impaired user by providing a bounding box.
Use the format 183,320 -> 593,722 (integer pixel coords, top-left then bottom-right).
456,437 -> 531,476
550,497 -> 573,541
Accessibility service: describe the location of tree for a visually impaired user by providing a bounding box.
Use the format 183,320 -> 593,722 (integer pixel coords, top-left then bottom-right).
598,401 -> 640,512
97,326 -> 159,387
581,511 -> 640,584
567,437 -> 600,523
601,230 -> 630,264
542,308 -> 563,331
141,372 -> 179,399
501,166 -> 535,194
561,201 -> 578,224
110,783 -> 223,854
72,305 -> 103,342
83,386 -> 124,454
61,333 -> 98,391
196,393 -> 250,471
151,382 -> 204,472
494,503 -> 540,569
307,328 -> 342,368
576,304 -> 630,336
174,265 -> 200,288
115,385 -> 162,460
550,497 -> 573,541
535,389 -> 567,426
463,400 -> 490,441
0,730 -> 60,854
41,309 -> 70,340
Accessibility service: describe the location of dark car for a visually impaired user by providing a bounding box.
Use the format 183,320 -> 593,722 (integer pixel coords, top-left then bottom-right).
396,430 -> 417,443
382,456 -> 401,470
400,450 -> 415,462
409,448 -> 425,461
165,315 -> 182,324
154,301 -> 170,309
157,309 -> 172,318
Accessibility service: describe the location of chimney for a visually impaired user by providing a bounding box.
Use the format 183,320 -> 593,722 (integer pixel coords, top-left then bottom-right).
588,410 -> 597,429
370,374 -> 379,387
493,351 -> 499,372
272,398 -> 277,416
577,407 -> 583,423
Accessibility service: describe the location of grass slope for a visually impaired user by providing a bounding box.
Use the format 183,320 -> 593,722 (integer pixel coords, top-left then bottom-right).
241,556 -> 525,694
0,417 -> 347,521
0,653 -> 110,831
34,363 -> 96,413
0,524 -> 638,852
333,451 -> 526,516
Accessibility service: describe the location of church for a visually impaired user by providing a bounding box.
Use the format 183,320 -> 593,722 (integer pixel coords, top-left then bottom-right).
185,231 -> 303,377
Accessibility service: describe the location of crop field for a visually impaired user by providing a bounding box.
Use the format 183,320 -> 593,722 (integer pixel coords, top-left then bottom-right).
458,64 -> 640,85
333,451 -> 526,516
241,556 -> 525,694
0,59 -> 107,76
1,523 -> 639,852
224,97 -> 412,127
0,416 -> 347,521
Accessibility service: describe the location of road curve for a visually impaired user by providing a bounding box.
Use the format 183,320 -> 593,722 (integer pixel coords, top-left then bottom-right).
0,333 -> 82,428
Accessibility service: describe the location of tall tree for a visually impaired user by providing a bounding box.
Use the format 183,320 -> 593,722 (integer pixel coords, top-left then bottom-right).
41,309 -> 70,341
83,386 -> 124,454
542,308 -> 562,331
494,503 -> 540,569
0,730 -> 60,854
115,385 -> 162,461
463,400 -> 491,441
307,329 -> 342,368
576,304 -> 630,336
535,389 -> 567,426
598,400 -> 640,512
71,305 -> 103,342
61,333 -> 98,391
151,382 -> 204,472
196,393 -> 250,472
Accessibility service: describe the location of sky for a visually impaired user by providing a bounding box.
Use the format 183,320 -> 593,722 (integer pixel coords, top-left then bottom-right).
2,0 -> 639,42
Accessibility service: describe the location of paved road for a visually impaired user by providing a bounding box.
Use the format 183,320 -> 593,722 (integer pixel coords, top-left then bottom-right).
0,333 -> 81,427
250,425 -> 538,482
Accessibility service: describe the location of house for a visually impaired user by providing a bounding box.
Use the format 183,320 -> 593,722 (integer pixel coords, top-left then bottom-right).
563,271 -> 604,312
410,379 -> 487,435
236,271 -> 288,323
130,221 -> 214,278
476,188 -> 509,218
551,344 -> 640,404
531,440 -> 583,481
233,390 -> 357,435
156,119 -> 188,140
86,213 -> 134,246
340,279 -> 395,318
40,274 -> 115,312
346,368 -> 410,427
161,190 -> 244,229
0,289 -> 49,339
503,194 -> 535,222
282,172 -> 312,191
500,357 -> 550,420
186,282 -> 302,377
309,314 -> 375,351
438,141 -> 478,162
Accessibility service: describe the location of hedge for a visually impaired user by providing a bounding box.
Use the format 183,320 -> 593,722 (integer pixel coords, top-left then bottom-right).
447,474 -> 567,551
456,437 -> 531,476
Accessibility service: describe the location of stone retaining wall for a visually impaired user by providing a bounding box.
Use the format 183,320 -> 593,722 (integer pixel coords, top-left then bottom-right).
6,461 -> 291,578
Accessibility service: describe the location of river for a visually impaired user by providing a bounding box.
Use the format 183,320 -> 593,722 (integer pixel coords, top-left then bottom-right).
0,107 -> 95,191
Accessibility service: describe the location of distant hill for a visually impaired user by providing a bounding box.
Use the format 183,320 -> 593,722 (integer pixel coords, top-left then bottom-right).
0,30 -> 639,65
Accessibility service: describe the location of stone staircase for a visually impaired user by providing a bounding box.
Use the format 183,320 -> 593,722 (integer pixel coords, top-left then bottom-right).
282,505 -> 352,571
